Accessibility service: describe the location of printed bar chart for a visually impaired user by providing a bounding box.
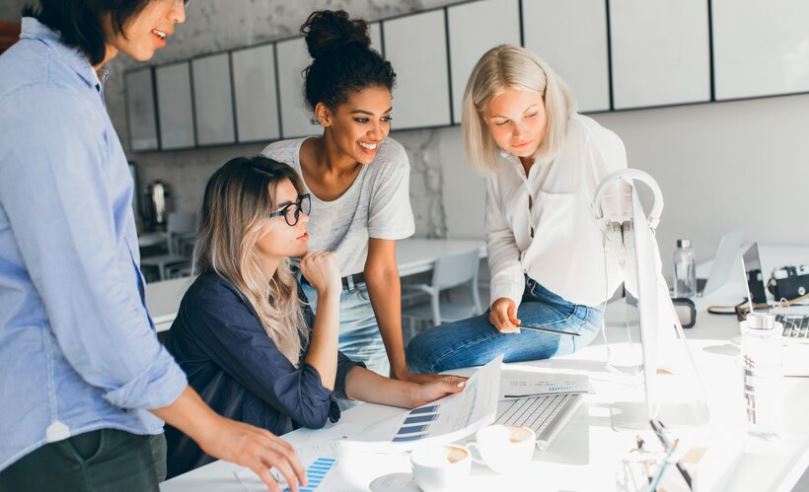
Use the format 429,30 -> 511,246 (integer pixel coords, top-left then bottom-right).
284,457 -> 336,492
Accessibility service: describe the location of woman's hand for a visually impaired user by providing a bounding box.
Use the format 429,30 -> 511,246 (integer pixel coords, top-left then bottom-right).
393,367 -> 454,384
151,387 -> 306,492
300,251 -> 341,296
408,374 -> 468,408
489,297 -> 520,333
199,416 -> 306,492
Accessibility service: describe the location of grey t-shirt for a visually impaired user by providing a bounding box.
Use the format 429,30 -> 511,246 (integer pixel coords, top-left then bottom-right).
262,137 -> 415,276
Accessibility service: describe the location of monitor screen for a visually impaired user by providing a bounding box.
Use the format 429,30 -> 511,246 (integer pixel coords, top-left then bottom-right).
742,243 -> 768,306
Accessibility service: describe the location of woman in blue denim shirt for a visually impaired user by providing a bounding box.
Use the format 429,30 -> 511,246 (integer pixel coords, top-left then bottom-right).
165,157 -> 465,477
407,45 -> 629,372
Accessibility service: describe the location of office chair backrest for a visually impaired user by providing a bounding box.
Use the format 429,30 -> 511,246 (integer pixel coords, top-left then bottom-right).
166,211 -> 197,255
432,248 -> 480,290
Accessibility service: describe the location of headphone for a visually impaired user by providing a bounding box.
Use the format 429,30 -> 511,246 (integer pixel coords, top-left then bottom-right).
591,168 -> 664,230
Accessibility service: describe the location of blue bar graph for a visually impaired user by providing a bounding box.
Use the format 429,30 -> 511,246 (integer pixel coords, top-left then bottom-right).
284,457 -> 335,492
393,434 -> 426,442
410,405 -> 438,415
404,413 -> 438,425
397,424 -> 429,435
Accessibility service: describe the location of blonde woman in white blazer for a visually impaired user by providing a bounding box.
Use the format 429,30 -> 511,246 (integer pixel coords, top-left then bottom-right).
407,45 -> 627,372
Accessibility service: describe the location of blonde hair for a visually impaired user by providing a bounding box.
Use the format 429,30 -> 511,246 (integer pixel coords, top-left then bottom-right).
194,157 -> 309,365
462,44 -> 576,172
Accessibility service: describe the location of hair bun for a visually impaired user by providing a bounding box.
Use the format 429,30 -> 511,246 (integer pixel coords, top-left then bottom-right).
301,10 -> 370,59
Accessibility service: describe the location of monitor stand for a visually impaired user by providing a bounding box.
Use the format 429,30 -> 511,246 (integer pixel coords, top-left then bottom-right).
605,299 -> 710,431
610,395 -> 710,431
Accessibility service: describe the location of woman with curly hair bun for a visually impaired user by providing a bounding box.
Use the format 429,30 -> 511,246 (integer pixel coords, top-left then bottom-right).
263,10 -> 447,384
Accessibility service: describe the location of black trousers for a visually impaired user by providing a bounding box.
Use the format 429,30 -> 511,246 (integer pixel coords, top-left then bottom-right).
0,429 -> 167,492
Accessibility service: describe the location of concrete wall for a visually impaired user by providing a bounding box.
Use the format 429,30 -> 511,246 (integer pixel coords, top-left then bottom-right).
0,1 -> 26,21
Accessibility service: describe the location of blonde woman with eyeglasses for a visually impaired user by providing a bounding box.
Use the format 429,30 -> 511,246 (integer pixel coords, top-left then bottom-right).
164,157 -> 465,478
407,45 -> 627,373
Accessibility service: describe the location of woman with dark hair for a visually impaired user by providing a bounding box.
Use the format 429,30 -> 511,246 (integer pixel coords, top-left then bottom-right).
262,10 -> 443,383
0,2 -> 304,491
164,156 -> 465,476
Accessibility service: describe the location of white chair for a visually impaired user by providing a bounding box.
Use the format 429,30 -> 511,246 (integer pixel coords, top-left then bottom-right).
402,248 -> 483,338
140,211 -> 197,281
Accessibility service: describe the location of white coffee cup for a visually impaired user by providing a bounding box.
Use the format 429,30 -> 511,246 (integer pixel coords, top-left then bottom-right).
410,444 -> 471,491
467,425 -> 536,474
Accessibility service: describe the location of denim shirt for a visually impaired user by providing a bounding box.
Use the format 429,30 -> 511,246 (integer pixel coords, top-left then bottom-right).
164,272 -> 359,477
0,18 -> 187,471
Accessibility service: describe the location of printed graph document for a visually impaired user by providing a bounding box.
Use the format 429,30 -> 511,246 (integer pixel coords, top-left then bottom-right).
343,355 -> 503,452
233,422 -> 363,492
500,369 -> 591,398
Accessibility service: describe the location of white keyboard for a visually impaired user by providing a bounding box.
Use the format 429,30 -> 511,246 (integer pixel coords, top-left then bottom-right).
495,393 -> 583,450
776,314 -> 809,343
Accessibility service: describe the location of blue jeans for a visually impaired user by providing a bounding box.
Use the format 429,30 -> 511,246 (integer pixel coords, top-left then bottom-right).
406,277 -> 603,373
301,282 -> 389,376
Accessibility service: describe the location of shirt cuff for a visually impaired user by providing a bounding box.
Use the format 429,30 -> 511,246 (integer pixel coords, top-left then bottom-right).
490,274 -> 525,310
334,352 -> 364,401
103,346 -> 188,410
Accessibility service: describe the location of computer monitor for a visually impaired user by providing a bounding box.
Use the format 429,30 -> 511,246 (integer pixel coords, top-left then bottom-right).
594,170 -> 709,430
742,243 -> 768,306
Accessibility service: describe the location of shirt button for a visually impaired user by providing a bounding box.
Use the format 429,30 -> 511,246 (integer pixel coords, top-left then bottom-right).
46,421 -> 71,442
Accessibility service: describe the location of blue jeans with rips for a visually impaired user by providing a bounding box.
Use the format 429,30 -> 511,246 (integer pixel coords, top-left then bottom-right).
405,276 -> 602,373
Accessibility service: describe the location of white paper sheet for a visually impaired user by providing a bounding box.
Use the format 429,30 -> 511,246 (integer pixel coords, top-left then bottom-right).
500,370 -> 591,398
343,355 -> 503,452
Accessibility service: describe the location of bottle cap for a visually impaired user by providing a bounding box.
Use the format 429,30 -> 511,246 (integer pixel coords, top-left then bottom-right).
746,312 -> 776,330
676,239 -> 691,248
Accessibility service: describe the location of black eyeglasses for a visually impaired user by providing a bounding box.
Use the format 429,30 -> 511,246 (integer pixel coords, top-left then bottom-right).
267,194 -> 311,226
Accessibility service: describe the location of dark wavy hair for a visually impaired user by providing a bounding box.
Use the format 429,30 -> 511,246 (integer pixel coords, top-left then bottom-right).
300,10 -> 396,110
22,0 -> 152,66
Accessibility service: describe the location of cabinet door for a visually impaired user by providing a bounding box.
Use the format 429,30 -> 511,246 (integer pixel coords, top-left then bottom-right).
447,0 -> 521,124
192,53 -> 236,146
383,10 -> 452,130
156,61 -> 195,150
610,0 -> 711,109
125,67 -> 159,151
232,44 -> 281,142
523,0 -> 610,113
276,37 -> 318,139
713,0 -> 809,100
369,22 -> 382,55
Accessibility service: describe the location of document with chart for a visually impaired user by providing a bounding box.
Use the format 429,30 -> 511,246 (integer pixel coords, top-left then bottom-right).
344,355 -> 502,452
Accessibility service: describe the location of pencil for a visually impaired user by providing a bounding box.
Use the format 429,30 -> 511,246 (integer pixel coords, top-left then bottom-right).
519,324 -> 580,336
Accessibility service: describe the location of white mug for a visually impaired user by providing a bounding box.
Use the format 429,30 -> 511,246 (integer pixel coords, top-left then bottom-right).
467,425 -> 536,474
410,444 -> 471,491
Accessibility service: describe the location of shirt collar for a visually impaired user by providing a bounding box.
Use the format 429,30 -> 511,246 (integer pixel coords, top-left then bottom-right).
20,17 -> 107,91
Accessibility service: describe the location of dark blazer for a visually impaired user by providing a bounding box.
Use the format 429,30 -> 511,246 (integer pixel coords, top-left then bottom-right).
164,271 -> 359,478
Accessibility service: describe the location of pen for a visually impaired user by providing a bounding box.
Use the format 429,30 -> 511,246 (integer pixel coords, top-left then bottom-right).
647,438 -> 679,492
519,324 -> 580,336
650,419 -> 693,490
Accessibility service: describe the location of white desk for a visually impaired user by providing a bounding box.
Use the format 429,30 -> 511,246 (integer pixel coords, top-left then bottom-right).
161,245 -> 809,492
145,238 -> 485,333
145,276 -> 194,333
395,238 -> 485,277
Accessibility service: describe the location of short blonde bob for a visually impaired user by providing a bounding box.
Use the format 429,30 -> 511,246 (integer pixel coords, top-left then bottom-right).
462,44 -> 576,172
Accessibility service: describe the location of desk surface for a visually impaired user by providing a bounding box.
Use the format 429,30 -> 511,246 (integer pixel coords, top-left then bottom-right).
145,238 -> 484,332
161,245 -> 809,492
